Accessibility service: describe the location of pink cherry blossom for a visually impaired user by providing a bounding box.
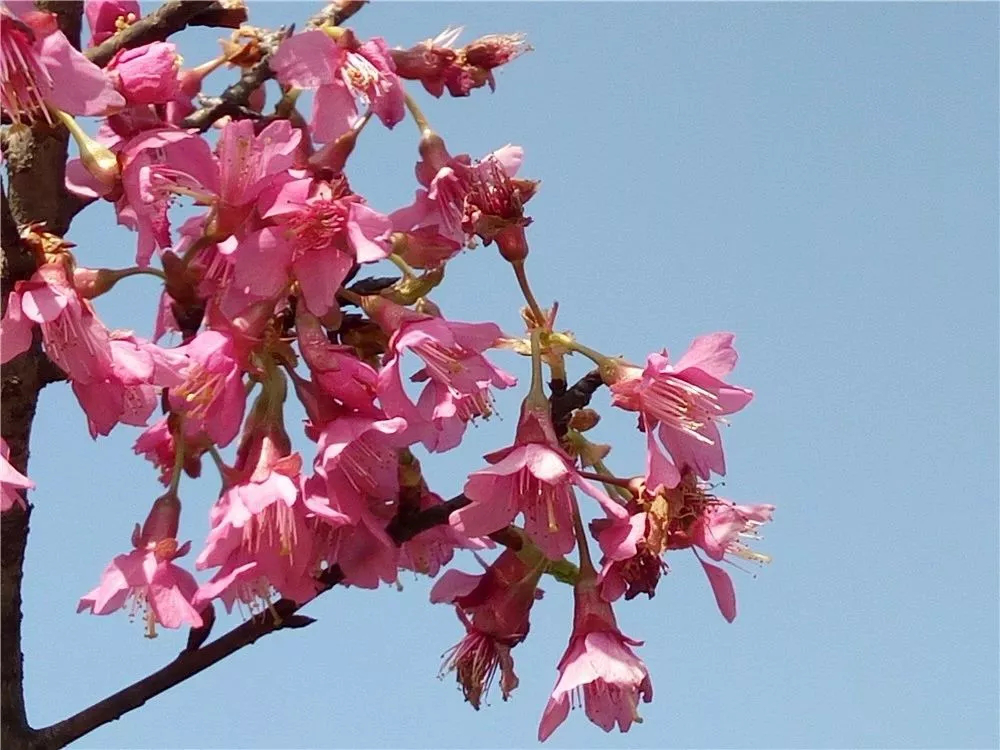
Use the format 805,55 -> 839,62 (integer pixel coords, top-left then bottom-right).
303,415 -> 408,588
367,297 -> 516,453
0,262 -> 114,384
398,486 -> 492,577
451,399 -> 626,558
78,492 -> 202,637
592,511 -> 669,603
232,177 -> 391,318
609,333 -> 753,489
195,423 -> 317,611
169,330 -> 246,447
295,307 -> 378,411
0,3 -> 124,125
430,546 -> 545,708
538,580 -> 653,741
392,27 -> 530,98
0,438 -> 33,513
107,42 -> 180,105
72,330 -> 187,438
689,499 -> 774,623
390,141 -> 524,246
85,0 -> 140,46
270,30 -> 404,142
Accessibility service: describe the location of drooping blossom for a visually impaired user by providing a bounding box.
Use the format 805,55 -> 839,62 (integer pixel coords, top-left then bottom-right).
0,438 -> 33,513
392,27 -> 530,98
397,487 -> 493,578
365,296 -> 516,453
451,395 -> 626,559
390,138 -> 526,247
0,3 -> 124,125
85,0 -> 140,46
270,29 -> 404,142
134,417 -> 212,486
231,176 -> 391,318
430,546 -> 545,708
169,330 -> 246,447
0,261 -> 114,383
78,491 -> 203,637
303,415 -> 407,588
608,333 -> 753,490
538,577 -> 653,741
195,403 -> 317,611
592,508 -> 667,603
598,471 -> 774,622
295,307 -> 379,411
71,329 -> 188,438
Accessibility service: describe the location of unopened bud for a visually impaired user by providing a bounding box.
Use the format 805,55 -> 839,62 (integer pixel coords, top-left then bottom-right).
73,267 -> 121,299
135,490 -> 182,548
568,408 -> 601,432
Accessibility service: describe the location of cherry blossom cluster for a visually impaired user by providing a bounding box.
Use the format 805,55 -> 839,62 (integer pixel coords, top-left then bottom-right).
0,1 -> 774,741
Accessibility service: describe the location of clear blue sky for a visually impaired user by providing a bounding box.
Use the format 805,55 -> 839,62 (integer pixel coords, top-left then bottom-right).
19,2 -> 998,748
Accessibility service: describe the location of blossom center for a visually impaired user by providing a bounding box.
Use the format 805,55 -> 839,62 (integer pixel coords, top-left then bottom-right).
642,375 -> 724,442
284,199 -> 348,257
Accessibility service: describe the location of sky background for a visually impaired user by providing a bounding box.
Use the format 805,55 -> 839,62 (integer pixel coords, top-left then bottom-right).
14,2 -> 999,748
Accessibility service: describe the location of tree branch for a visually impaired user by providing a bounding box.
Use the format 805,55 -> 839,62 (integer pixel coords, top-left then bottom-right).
180,0 -> 369,132
549,369 -> 605,437
180,25 -> 291,132
85,0 -> 247,68
31,492 -> 470,749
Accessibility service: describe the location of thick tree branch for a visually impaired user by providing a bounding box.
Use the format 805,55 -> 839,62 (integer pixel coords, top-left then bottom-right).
31,492 -> 470,749
85,1 -> 247,68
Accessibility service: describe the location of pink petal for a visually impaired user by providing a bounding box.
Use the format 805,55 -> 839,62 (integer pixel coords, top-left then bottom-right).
698,556 -> 737,622
0,293 -> 33,364
270,30 -> 341,88
295,249 -> 353,318
40,32 -> 125,115
346,202 -> 391,263
311,82 -> 357,143
674,332 -> 739,380
428,569 -> 481,604
538,695 -> 570,742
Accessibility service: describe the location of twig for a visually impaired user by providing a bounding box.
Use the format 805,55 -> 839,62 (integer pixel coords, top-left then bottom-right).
180,25 -> 292,132
307,0 -> 368,27
85,1 -> 247,68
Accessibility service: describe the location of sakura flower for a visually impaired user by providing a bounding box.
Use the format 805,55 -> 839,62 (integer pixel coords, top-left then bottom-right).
0,261 -> 114,384
398,484 -> 492,578
592,510 -> 668,603
85,0 -> 140,46
106,42 -> 181,105
71,329 -> 188,438
232,177 -> 391,318
270,30 -> 404,142
303,415 -> 408,588
430,546 -> 546,708
608,333 -> 753,489
0,3 -> 124,125
390,139 -> 525,247
392,27 -> 530,98
538,577 -> 653,741
0,438 -> 33,512
451,396 -> 626,559
134,417 -> 212,486
195,415 -> 317,611
366,296 -> 516,453
296,307 -> 378,411
169,330 -> 245,447
78,491 -> 203,637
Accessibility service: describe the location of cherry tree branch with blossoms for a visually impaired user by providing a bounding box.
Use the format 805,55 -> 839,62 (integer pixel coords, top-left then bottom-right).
0,1 -> 776,747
